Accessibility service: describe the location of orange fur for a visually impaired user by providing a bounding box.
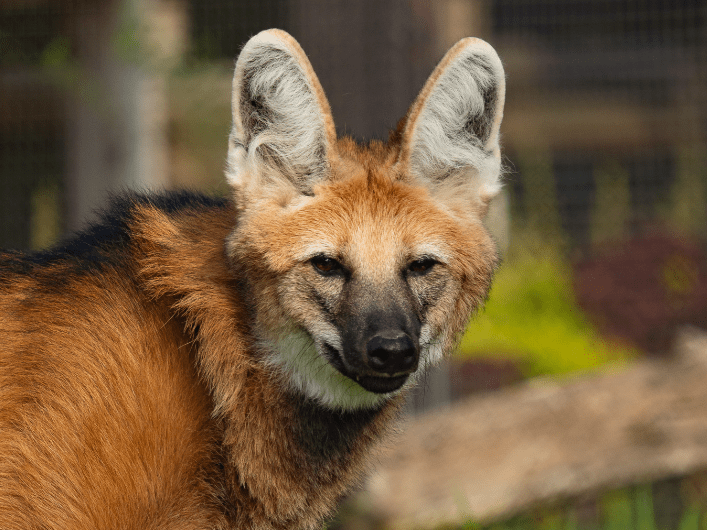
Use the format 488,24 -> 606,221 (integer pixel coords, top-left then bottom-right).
0,30 -> 505,529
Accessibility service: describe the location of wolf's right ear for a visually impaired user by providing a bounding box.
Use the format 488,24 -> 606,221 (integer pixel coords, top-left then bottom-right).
227,29 -> 337,197
397,38 -> 505,217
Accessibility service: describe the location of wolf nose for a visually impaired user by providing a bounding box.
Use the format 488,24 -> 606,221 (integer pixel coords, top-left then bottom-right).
365,332 -> 418,376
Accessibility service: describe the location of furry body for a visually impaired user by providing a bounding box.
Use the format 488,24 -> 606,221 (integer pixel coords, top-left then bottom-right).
0,30 -> 505,529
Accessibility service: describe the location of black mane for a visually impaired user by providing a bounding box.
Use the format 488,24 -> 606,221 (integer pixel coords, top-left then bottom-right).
0,190 -> 229,277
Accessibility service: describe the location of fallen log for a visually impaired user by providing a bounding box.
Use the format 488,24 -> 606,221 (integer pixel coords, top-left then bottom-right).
362,327 -> 707,529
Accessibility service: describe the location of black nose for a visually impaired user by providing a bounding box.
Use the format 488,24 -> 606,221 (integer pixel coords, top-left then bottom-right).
364,332 -> 418,376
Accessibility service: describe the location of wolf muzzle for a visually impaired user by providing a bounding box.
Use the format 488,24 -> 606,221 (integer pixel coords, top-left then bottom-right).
331,297 -> 422,394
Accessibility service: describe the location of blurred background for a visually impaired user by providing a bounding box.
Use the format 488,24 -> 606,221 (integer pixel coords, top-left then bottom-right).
2,0 -> 707,528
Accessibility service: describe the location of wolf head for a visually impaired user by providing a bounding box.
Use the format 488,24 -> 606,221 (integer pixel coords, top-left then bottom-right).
225,30 -> 505,410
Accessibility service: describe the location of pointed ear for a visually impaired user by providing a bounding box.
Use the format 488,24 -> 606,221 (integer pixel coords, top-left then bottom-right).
227,29 -> 337,197
397,38 -> 505,216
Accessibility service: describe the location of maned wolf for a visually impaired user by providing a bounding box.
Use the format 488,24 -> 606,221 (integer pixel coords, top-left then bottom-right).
0,29 -> 505,529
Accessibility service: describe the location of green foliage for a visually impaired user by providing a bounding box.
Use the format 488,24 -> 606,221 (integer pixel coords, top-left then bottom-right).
603,489 -> 635,530
634,485 -> 657,530
678,506 -> 701,530
446,483 -> 705,530
39,36 -> 71,68
457,248 -> 635,377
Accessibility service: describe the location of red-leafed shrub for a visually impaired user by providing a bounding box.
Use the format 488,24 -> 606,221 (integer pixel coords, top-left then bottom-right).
574,233 -> 707,354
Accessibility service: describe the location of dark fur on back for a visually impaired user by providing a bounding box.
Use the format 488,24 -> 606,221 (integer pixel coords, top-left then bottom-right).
1,191 -> 227,272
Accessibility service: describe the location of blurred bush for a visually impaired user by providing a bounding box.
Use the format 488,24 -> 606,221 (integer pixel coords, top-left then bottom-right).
456,244 -> 636,378
574,232 -> 707,355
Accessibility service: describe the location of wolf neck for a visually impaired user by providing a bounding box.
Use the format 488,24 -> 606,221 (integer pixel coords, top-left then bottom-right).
133,201 -> 401,527
218,369 -> 401,527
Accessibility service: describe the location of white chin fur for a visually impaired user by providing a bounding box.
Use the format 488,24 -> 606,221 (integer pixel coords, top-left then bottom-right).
264,329 -> 393,411
263,327 -> 446,410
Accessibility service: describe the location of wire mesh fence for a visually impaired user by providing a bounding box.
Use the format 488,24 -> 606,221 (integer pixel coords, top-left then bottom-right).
1,0 -> 706,389
2,1 -> 707,526
2,1 -> 704,245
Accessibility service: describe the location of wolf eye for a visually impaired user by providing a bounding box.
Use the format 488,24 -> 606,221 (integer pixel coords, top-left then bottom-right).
408,257 -> 437,275
311,256 -> 343,276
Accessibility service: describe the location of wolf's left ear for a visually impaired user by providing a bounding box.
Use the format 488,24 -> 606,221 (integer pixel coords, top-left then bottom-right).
227,29 -> 337,196
397,38 -> 505,216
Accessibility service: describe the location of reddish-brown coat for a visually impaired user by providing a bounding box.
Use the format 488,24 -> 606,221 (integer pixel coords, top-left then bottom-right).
0,28 -> 505,529
0,198 -> 404,529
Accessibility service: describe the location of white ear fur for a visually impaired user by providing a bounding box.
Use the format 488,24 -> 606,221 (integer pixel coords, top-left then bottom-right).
399,38 -> 506,213
227,29 -> 336,196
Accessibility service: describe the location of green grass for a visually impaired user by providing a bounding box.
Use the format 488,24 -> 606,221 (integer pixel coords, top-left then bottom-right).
445,483 -> 705,530
457,249 -> 636,377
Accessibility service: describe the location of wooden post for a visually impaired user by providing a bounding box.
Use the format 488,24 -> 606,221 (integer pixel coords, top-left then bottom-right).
65,0 -> 173,232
